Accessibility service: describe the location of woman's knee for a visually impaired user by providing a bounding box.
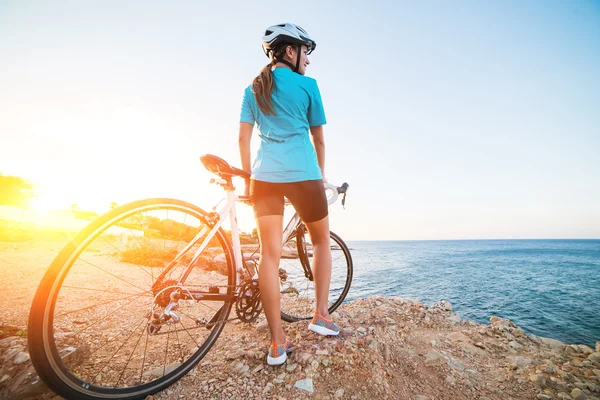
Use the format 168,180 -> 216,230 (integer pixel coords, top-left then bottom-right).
259,247 -> 282,266
305,217 -> 330,245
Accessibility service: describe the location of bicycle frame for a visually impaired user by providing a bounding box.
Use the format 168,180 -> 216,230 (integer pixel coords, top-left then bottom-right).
152,178 -> 304,301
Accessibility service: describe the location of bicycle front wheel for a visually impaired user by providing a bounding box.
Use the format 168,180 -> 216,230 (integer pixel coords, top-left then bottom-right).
28,198 -> 235,400
280,227 -> 353,322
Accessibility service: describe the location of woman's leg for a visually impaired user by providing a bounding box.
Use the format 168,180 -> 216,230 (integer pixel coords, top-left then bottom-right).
304,215 -> 332,318
256,214 -> 287,344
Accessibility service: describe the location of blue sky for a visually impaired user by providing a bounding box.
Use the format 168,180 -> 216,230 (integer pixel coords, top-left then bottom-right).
1,1 -> 599,240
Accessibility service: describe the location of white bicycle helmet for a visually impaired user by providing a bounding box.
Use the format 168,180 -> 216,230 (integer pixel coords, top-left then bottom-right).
262,23 -> 316,73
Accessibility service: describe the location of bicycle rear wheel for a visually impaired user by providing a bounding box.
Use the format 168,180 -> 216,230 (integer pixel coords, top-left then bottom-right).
28,198 -> 235,400
280,226 -> 353,322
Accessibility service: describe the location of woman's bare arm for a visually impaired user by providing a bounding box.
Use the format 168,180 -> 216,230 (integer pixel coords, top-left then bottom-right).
239,122 -> 253,195
310,125 -> 326,180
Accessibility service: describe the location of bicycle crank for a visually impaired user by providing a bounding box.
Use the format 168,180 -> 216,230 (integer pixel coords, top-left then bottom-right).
235,279 -> 262,323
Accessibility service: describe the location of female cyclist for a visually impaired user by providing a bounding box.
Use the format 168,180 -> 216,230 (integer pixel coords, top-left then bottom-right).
239,23 -> 340,366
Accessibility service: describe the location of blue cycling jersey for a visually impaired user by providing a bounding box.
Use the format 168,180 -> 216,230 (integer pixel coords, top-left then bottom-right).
240,68 -> 327,183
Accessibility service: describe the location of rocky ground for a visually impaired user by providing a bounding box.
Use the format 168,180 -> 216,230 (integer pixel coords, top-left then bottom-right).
1,296 -> 600,400
1,241 -> 599,399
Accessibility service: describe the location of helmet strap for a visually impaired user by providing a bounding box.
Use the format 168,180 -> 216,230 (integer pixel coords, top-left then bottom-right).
275,58 -> 297,72
274,45 -> 302,73
295,45 -> 302,73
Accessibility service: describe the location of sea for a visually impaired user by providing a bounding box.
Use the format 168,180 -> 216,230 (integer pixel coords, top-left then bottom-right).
344,239 -> 600,347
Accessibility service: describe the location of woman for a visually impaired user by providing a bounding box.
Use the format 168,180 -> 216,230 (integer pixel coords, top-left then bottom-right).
239,23 -> 340,366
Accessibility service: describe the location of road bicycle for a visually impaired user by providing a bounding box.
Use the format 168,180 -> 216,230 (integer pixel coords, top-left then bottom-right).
28,154 -> 352,400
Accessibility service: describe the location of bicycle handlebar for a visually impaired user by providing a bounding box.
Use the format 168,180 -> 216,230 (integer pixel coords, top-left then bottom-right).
324,182 -> 350,207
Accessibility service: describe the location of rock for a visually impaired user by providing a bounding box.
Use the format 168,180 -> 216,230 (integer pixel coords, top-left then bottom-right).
588,352 -> 600,363
413,396 -> 428,400
299,352 -> 312,363
295,378 -> 314,393
555,368 -> 568,378
509,341 -> 522,350
316,349 -> 329,355
3,346 -> 24,361
383,344 -> 391,361
510,356 -> 533,368
540,337 -> 564,349
144,362 -> 181,378
448,359 -> 465,372
537,395 -> 552,400
252,364 -> 264,373
571,388 -> 587,400
431,300 -> 452,312
233,362 -> 244,371
593,369 -> 600,377
596,342 -> 600,353
579,345 -> 594,355
256,319 -> 268,332
368,340 -> 378,349
286,363 -> 297,372
13,351 -> 30,364
334,388 -> 345,398
447,315 -> 461,324
425,350 -> 444,365
557,393 -> 573,400
529,334 -> 543,345
512,328 -> 525,337
225,350 -> 245,360
0,375 -> 9,383
529,374 -> 547,388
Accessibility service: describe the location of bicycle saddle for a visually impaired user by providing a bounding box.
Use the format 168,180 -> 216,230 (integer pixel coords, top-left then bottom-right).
200,154 -> 250,179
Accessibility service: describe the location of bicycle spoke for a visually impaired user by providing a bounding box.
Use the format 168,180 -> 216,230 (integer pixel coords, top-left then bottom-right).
74,314 -> 149,370
91,316 -> 148,384
57,290 -> 150,318
173,322 -> 184,363
77,257 -> 150,293
176,317 -> 200,349
114,317 -> 147,388
61,286 -> 144,297
139,328 -> 150,385
99,235 -> 154,281
64,292 -> 150,338
162,327 -> 171,378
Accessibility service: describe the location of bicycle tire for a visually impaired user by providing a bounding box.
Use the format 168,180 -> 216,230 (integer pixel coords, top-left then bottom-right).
28,198 -> 235,400
280,227 -> 353,322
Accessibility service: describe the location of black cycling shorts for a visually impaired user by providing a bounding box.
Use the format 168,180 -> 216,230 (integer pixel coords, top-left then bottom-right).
250,179 -> 328,223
